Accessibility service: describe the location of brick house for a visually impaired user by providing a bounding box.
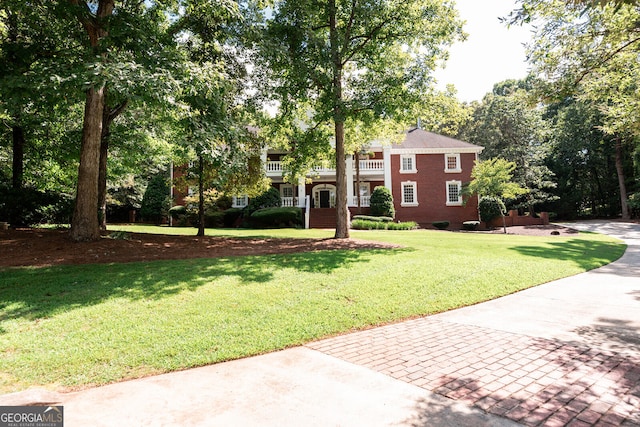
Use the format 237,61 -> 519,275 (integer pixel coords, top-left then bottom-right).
230,127 -> 484,229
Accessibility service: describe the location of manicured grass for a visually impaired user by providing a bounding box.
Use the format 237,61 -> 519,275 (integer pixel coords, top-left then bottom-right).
0,227 -> 624,393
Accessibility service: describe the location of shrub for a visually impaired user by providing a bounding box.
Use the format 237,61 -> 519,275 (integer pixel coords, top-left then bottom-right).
168,205 -> 190,227
351,219 -> 417,230
169,205 -> 186,218
478,196 -> 504,223
352,215 -> 393,223
223,208 -> 243,227
370,186 -> 395,218
462,221 -> 480,231
432,220 -> 449,230
140,172 -> 170,223
387,221 -> 418,230
250,207 -> 303,228
245,187 -> 281,216
204,211 -> 225,228
0,185 -> 73,226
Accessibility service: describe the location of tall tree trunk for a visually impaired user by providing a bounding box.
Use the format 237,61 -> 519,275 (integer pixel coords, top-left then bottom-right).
98,128 -> 109,231
12,124 -> 24,190
197,155 -> 205,237
69,0 -> 114,241
329,0 -> 349,239
614,137 -> 630,220
98,96 -> 128,231
70,85 -> 106,241
355,151 -> 361,214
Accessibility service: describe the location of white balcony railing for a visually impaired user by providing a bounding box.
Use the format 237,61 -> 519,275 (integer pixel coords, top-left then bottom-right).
266,161 -> 283,173
281,197 -> 301,207
349,196 -> 371,207
355,159 -> 384,172
266,159 -> 384,175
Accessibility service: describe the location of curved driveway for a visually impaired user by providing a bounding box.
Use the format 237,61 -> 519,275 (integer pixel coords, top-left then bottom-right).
2,221 -> 638,426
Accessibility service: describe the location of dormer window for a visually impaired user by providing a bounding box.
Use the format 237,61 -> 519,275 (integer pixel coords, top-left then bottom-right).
445,153 -> 461,173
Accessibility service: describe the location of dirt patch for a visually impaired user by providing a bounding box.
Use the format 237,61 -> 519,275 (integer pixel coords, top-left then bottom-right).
0,228 -> 399,268
0,224 -> 579,268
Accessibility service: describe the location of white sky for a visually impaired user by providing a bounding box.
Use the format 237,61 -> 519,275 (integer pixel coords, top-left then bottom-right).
433,0 -> 533,103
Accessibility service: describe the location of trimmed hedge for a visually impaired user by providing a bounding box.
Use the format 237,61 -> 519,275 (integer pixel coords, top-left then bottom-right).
250,207 -> 303,228
351,219 -> 417,230
462,221 -> 480,231
352,215 -> 393,223
432,221 -> 450,230
245,187 -> 281,216
370,186 -> 395,218
223,208 -> 243,227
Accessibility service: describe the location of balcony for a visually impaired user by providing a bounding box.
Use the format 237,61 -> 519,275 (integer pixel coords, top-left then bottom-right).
266,159 -> 384,176
355,159 -> 384,172
350,196 -> 371,207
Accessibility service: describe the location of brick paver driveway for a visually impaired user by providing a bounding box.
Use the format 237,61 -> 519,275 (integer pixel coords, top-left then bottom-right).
308,221 -> 640,427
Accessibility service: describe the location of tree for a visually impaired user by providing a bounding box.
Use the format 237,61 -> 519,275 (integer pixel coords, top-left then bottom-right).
464,158 -> 528,233
172,0 -> 268,237
457,79 -> 556,216
140,171 -> 170,223
257,0 -> 464,238
511,1 -> 640,219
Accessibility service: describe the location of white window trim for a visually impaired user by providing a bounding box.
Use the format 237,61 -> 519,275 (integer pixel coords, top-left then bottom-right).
233,195 -> 248,208
446,180 -> 463,206
444,153 -> 462,173
401,181 -> 419,207
280,184 -> 294,198
399,154 -> 417,174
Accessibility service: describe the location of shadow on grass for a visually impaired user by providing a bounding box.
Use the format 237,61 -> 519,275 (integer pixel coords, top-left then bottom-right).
508,238 -> 625,271
0,247 -> 407,327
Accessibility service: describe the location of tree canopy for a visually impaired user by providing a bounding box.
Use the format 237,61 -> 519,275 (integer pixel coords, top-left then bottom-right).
255,0 -> 464,238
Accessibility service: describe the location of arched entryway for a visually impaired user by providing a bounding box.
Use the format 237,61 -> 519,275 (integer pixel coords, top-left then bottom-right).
312,184 -> 336,208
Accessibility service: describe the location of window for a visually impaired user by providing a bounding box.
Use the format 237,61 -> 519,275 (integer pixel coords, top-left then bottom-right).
444,153 -> 461,173
233,195 -> 248,208
400,154 -> 417,173
446,181 -> 462,206
280,184 -> 294,198
401,181 -> 418,206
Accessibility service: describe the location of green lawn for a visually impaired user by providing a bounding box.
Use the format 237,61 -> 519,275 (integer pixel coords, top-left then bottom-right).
0,226 -> 625,393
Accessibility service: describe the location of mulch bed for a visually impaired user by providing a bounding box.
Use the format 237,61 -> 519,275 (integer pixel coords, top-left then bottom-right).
0,224 -> 579,268
0,228 -> 399,268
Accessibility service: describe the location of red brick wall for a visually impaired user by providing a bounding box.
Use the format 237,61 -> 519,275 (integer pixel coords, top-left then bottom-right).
390,152 -> 479,229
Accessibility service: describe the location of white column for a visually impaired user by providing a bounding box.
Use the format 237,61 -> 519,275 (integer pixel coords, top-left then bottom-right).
346,154 -> 354,206
260,149 -> 268,171
383,146 -> 392,191
297,177 -> 306,207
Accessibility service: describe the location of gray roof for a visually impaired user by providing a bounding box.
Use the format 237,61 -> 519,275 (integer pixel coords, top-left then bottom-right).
395,128 -> 482,151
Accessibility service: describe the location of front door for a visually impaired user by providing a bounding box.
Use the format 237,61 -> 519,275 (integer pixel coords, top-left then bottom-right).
319,190 -> 331,208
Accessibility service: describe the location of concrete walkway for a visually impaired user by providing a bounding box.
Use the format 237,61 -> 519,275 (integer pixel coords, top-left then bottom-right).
2,221 -> 638,426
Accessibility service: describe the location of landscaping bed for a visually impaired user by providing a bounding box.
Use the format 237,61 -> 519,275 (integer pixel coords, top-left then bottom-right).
0,228 -> 398,268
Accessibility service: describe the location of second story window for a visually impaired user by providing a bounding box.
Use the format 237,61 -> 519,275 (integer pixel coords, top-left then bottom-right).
400,154 -> 417,173
445,153 -> 461,173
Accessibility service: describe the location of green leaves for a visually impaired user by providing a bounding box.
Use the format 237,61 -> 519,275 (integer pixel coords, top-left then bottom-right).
466,157 -> 529,201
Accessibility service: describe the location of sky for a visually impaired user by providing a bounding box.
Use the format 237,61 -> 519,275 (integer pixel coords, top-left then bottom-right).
433,0 -> 534,103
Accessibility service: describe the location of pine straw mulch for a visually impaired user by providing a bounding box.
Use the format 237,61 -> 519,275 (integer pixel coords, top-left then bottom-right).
0,224 -> 578,268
